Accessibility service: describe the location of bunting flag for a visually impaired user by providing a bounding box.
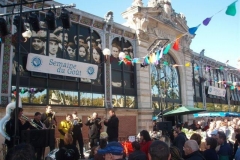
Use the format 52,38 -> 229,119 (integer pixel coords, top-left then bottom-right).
155,50 -> 160,64
159,48 -> 163,59
173,38 -> 180,51
163,44 -> 171,54
185,62 -> 191,67
115,0 -> 239,71
203,17 -> 212,26
188,24 -> 201,35
226,1 -> 238,16
219,66 -> 224,71
194,66 -> 199,71
144,57 -> 150,65
163,61 -> 169,66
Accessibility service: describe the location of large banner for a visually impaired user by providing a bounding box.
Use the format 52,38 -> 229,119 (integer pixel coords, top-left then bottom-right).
208,86 -> 226,97
26,53 -> 98,79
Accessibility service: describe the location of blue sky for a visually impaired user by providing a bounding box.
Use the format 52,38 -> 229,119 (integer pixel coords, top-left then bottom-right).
56,0 -> 239,68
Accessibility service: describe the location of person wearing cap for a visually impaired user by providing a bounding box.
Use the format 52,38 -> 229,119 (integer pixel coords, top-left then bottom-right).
31,30 -> 46,55
72,111 -> 85,159
48,33 -> 61,58
104,109 -> 119,142
53,26 -> 69,48
211,130 -> 219,139
97,141 -> 124,160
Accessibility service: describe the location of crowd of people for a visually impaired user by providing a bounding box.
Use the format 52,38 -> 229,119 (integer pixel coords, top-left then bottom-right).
5,105 -> 240,160
4,106 -> 119,160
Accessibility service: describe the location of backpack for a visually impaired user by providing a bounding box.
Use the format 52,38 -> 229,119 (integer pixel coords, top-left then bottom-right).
62,147 -> 75,160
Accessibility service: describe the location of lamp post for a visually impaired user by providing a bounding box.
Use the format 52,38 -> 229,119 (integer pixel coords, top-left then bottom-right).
199,49 -> 207,110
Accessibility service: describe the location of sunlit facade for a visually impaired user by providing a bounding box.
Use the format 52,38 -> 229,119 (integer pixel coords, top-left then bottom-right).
0,0 -> 239,146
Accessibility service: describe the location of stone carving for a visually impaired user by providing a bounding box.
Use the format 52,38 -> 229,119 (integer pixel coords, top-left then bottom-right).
182,34 -> 193,48
132,0 -> 143,7
104,11 -> 114,26
148,0 -> 159,8
126,14 -> 149,32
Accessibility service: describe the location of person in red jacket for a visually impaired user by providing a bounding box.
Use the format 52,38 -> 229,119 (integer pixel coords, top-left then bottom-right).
139,130 -> 152,159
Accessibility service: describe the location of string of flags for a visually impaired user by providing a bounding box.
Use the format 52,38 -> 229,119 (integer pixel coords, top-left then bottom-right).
114,0 -> 239,68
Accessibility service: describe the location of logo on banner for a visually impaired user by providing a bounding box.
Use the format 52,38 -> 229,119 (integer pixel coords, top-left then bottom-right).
31,56 -> 42,68
87,66 -> 94,75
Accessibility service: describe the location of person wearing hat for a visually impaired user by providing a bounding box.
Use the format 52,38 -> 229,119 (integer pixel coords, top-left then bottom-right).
53,26 -> 69,48
31,30 -> 46,55
97,142 -> 124,160
49,33 -> 61,58
72,111 -> 85,159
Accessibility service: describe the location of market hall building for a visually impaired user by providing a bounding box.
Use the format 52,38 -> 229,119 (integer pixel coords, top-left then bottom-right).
0,0 -> 240,147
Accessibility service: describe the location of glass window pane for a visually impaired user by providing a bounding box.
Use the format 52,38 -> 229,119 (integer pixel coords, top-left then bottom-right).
12,86 -> 29,103
92,67 -> 102,85
61,91 -> 78,106
49,90 -> 65,105
80,92 -> 92,106
112,70 -> 122,87
152,101 -> 160,110
111,39 -> 121,70
124,73 -> 134,88
126,96 -> 135,108
206,103 -> 214,111
28,88 -> 47,104
112,95 -> 124,107
222,104 -> 229,112
92,93 -> 104,107
214,103 -> 222,111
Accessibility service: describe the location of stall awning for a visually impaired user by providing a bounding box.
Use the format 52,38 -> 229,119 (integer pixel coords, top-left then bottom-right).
193,112 -> 240,117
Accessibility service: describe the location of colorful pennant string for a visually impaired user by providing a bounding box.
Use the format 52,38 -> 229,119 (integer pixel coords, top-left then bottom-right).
115,0 -> 239,69
226,1 -> 238,16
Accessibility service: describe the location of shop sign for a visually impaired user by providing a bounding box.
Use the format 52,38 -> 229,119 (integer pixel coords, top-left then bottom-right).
26,53 -> 98,79
208,86 -> 226,97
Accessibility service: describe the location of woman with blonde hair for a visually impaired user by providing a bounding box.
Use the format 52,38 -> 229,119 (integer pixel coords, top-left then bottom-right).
56,133 -> 80,160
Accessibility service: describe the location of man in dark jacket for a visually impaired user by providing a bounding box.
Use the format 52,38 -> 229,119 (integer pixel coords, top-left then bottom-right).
85,112 -> 102,148
72,111 -> 85,159
184,140 -> 206,160
104,109 -> 119,142
173,124 -> 187,156
217,131 -> 233,160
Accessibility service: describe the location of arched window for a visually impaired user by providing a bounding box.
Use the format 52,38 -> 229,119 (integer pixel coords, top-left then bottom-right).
111,37 -> 136,108
151,54 -> 181,112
